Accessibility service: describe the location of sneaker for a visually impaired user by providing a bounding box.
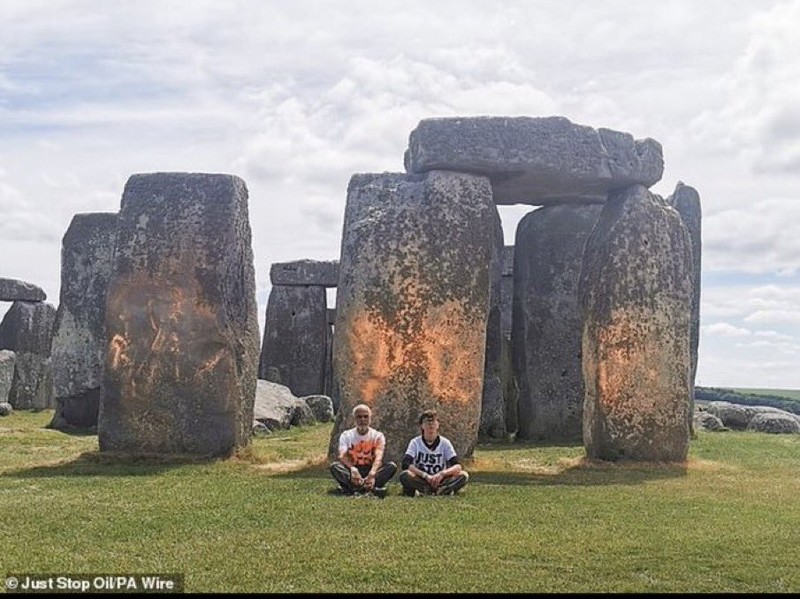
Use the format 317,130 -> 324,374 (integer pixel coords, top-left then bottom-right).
373,487 -> 387,499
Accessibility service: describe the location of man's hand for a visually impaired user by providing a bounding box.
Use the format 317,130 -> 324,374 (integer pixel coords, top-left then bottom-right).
364,472 -> 376,491
429,472 -> 444,489
350,467 -> 364,488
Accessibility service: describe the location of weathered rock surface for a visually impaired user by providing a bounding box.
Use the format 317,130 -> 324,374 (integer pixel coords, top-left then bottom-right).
500,245 -> 514,338
694,410 -> 727,432
579,184 -> 692,461
705,401 -> 800,430
406,116 -> 663,205
513,204 -> 602,442
253,379 -> 315,431
0,402 -> 12,416
480,211 -> 506,440
258,285 -> 328,397
330,170 -> 495,464
668,182 -> 702,431
0,277 -> 46,302
100,172 -> 259,457
0,350 -> 15,404
747,412 -> 800,434
302,394 -> 334,423
49,212 -> 118,430
0,301 -> 56,409
269,260 -> 339,287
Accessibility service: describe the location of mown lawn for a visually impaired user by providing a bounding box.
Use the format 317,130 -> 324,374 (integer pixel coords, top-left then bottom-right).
1,410 -> 798,593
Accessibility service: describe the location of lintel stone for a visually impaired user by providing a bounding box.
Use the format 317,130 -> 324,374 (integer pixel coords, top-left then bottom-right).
269,260 -> 339,287
0,277 -> 46,302
405,116 -> 663,205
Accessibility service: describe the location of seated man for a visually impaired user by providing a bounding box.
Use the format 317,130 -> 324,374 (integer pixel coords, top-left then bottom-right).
329,404 -> 397,498
399,409 -> 469,497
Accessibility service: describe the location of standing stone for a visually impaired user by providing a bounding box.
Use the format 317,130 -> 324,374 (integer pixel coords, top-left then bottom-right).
100,173 -> 259,457
479,211 -> 506,439
0,301 -> 56,409
258,285 -> 328,397
0,350 -> 16,404
500,245 -> 514,338
49,213 -> 118,430
330,171 -> 495,464
668,182 -> 701,434
513,204 -> 602,442
325,308 -> 335,407
499,245 -> 518,436
579,184 -> 692,461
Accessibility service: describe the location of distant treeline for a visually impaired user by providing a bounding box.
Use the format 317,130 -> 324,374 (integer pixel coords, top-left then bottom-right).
695,386 -> 800,416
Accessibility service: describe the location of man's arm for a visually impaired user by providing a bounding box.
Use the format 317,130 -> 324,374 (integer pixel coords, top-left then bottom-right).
337,439 -> 363,487
363,444 -> 384,490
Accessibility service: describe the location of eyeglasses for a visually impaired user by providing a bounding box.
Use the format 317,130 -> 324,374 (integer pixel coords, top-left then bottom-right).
355,414 -> 370,420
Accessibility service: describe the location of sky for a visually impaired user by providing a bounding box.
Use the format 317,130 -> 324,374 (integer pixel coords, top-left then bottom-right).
0,0 -> 798,390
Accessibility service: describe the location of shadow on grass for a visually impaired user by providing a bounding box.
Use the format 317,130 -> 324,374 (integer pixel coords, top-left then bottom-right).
268,456 -> 686,488
2,450 -> 221,478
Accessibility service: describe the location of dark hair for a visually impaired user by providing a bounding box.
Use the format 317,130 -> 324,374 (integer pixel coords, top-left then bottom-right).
418,410 -> 438,425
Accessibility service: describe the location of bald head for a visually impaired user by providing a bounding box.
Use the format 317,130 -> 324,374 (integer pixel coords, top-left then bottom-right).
352,404 -> 371,417
352,404 -> 372,433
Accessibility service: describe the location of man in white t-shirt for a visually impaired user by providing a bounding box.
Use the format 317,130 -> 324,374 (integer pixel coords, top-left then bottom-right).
399,409 -> 469,497
329,404 -> 397,498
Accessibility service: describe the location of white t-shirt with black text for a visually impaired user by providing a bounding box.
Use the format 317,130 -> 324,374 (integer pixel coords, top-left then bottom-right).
403,435 -> 458,475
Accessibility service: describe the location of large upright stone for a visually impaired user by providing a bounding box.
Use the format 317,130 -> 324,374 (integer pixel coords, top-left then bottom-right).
270,260 -> 339,287
500,245 -> 514,338
667,182 -> 701,431
579,184 -> 692,461
513,204 -> 602,442
258,285 -> 328,397
0,278 -> 46,302
406,116 -> 663,205
499,245 -> 518,436
479,212 -> 506,440
0,350 -> 15,404
330,171 -> 495,464
0,301 -> 56,409
49,213 -> 118,430
101,173 -> 259,457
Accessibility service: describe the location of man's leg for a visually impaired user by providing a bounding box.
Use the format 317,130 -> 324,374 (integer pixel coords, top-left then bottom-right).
399,469 -> 432,496
330,461 -> 357,495
375,461 -> 397,489
437,471 -> 470,495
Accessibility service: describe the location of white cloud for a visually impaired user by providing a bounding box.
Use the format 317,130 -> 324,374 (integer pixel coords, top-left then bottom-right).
743,310 -> 800,326
703,322 -> 751,337
703,199 -> 800,276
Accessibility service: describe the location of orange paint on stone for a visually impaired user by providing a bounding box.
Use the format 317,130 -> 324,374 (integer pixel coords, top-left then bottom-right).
347,312 -> 397,407
344,300 -> 484,408
106,272 -> 234,402
421,300 -> 483,404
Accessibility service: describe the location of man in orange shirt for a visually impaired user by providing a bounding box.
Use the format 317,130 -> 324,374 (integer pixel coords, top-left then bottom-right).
329,404 -> 397,498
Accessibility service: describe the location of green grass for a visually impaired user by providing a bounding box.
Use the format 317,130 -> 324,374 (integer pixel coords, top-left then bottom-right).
1,410 -> 799,593
731,387 -> 800,401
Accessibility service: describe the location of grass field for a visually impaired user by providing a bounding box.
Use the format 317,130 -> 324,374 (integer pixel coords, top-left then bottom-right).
1,410 -> 799,593
731,388 -> 800,401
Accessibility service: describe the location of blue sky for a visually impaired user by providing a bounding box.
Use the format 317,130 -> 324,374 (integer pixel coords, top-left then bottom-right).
1,0 -> 798,389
